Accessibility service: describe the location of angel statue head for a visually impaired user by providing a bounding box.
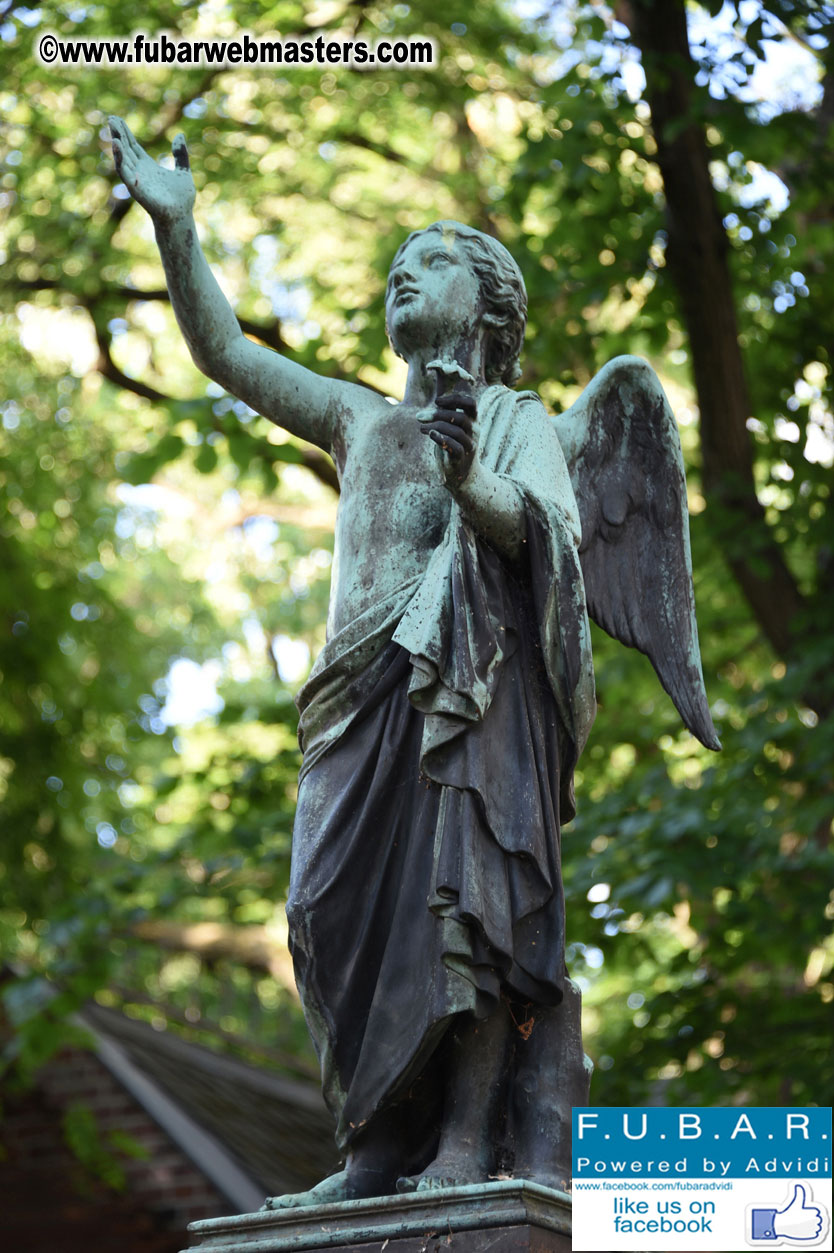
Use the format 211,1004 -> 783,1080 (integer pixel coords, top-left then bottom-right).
385,220 -> 528,386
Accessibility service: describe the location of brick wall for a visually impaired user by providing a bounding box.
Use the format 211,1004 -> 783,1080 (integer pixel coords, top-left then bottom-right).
0,1042 -> 229,1252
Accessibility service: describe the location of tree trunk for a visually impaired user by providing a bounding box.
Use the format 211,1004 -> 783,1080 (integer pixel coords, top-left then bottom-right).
617,0 -> 806,663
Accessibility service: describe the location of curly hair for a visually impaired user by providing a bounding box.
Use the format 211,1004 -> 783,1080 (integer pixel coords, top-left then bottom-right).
386,220 -> 527,386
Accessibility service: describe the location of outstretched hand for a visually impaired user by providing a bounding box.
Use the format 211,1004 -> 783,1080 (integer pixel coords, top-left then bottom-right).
109,117 -> 196,225
420,391 -> 478,487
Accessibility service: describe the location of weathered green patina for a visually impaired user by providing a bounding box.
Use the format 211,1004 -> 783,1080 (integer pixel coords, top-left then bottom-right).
110,118 -> 719,1210
182,1179 -> 573,1252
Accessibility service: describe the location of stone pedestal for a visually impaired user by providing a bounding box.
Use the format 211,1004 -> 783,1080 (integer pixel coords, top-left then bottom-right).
183,1180 -> 572,1253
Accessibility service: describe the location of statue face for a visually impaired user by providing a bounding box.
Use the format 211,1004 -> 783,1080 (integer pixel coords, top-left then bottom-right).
386,230 -> 484,360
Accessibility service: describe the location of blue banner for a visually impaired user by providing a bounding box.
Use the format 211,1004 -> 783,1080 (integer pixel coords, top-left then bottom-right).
573,1107 -> 832,1179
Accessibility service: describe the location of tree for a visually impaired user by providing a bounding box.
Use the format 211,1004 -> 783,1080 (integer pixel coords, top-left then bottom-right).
1,0 -> 831,1122
500,0 -> 834,1105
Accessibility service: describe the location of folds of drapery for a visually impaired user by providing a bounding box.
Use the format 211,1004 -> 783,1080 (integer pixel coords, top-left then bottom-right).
297,386 -> 595,790
288,386 -> 596,1148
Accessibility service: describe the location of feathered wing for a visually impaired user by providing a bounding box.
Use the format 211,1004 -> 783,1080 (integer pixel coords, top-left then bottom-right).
552,355 -> 721,751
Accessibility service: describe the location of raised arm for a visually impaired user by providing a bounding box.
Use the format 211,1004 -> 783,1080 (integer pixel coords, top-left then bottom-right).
109,118 -> 350,452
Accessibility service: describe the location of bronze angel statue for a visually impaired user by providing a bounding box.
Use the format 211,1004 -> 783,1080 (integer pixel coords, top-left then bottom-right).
110,119 -> 720,1205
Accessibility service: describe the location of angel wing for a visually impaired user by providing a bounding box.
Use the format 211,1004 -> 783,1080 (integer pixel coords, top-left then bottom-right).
552,355 -> 721,751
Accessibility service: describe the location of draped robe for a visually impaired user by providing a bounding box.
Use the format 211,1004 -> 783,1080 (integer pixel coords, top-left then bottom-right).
286,386 -> 596,1152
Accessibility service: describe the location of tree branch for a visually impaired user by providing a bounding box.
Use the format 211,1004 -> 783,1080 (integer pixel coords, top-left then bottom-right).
112,282 -> 385,409
294,446 -> 340,493
130,919 -> 297,991
333,131 -> 449,187
95,325 -> 170,404
94,320 -> 340,492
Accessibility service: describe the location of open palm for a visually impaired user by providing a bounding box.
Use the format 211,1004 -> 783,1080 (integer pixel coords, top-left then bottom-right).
109,116 -> 195,224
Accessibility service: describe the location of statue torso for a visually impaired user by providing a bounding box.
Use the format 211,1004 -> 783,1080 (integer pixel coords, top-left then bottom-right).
328,400 -> 452,637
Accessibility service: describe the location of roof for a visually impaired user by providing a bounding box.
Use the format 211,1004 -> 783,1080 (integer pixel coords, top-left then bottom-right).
80,1002 -> 340,1209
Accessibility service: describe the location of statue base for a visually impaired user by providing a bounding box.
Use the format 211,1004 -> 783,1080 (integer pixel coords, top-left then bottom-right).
183,1180 -> 572,1252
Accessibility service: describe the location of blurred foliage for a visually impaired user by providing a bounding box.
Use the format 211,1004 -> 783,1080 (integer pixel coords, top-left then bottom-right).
1,0 -> 832,1121
62,1100 -> 150,1192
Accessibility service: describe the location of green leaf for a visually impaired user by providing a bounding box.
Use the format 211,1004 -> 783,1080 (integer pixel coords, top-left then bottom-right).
268,443 -> 305,465
194,442 -> 219,474
153,433 -> 186,466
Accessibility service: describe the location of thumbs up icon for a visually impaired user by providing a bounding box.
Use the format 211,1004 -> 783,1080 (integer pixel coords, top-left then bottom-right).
750,1183 -> 828,1244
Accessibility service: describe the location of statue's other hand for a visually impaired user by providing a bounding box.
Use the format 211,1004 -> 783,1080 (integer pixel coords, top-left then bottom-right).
419,390 -> 477,486
109,117 -> 196,225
